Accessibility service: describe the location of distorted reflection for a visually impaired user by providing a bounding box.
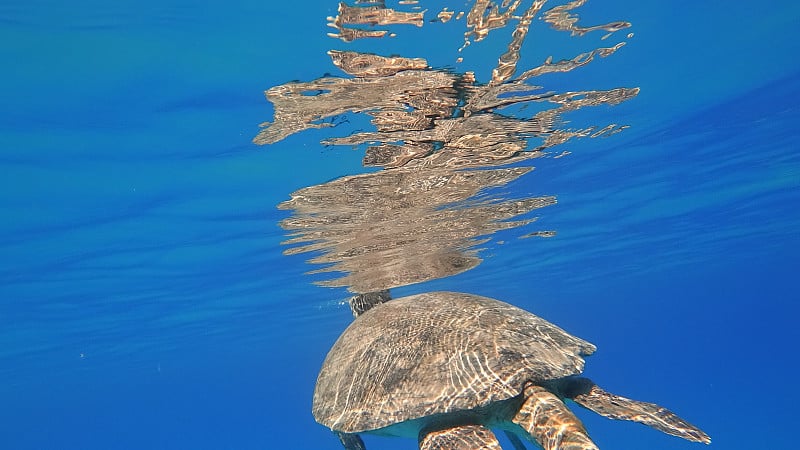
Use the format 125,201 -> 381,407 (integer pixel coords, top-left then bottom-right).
254,0 -> 638,294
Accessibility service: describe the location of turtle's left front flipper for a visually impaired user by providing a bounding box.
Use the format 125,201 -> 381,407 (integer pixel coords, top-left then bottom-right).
560,377 -> 711,444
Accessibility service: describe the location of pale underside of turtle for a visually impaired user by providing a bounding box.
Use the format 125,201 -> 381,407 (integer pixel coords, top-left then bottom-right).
313,291 -> 710,450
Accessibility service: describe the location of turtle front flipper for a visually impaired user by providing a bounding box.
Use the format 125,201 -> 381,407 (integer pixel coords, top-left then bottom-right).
335,431 -> 366,450
512,384 -> 599,450
560,377 -> 711,444
419,424 -> 501,450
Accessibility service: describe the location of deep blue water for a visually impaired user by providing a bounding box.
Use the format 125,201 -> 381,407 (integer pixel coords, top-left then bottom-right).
1,1 -> 799,449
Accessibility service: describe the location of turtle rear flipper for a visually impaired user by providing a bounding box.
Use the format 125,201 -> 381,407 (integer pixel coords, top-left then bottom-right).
513,384 -> 599,450
419,424 -> 501,450
561,377 -> 711,444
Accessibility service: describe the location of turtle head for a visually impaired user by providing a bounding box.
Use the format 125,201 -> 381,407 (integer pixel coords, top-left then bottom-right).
349,290 -> 392,317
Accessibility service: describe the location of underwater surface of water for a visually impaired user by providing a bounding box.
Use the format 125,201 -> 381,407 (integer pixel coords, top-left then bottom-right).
1,0 -> 799,449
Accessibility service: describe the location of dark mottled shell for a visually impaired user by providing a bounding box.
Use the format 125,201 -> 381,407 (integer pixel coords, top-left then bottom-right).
313,291 -> 596,433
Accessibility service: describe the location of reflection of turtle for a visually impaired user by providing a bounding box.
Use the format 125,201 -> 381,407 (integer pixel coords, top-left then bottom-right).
314,292 -> 710,449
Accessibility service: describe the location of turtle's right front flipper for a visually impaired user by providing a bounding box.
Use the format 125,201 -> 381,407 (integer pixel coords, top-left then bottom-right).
560,377 -> 711,444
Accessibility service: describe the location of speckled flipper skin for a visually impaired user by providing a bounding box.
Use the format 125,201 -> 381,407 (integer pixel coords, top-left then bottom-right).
513,384 -> 599,450
419,425 -> 501,450
560,377 -> 711,444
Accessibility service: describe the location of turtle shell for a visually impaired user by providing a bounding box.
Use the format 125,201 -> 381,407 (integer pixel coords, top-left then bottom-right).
313,291 -> 596,433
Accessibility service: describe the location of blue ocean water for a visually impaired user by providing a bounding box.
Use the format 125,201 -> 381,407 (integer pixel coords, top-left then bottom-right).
1,1 -> 798,449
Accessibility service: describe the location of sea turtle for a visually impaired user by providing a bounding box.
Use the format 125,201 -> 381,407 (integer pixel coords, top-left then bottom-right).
313,291 -> 710,449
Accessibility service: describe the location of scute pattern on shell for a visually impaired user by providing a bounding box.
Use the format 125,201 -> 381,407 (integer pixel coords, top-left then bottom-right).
313,292 -> 596,433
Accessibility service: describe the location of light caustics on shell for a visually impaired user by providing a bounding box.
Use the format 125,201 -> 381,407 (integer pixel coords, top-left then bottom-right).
313,292 -> 597,433
254,0 -> 638,293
